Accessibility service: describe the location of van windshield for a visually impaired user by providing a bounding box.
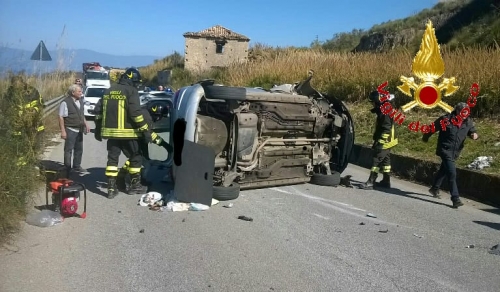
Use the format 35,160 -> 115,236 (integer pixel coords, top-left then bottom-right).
85,88 -> 106,98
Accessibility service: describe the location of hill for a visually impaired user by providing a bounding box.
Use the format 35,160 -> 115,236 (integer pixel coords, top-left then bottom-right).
321,0 -> 500,53
0,47 -> 161,75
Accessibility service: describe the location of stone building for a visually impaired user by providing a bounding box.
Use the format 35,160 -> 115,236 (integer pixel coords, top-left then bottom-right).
183,25 -> 250,72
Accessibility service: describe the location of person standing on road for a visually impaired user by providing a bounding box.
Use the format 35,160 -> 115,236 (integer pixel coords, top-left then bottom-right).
361,90 -> 398,190
422,102 -> 479,208
93,68 -> 155,199
58,84 -> 90,175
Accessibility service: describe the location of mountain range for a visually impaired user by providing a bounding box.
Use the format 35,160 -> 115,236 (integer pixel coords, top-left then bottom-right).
0,47 -> 161,75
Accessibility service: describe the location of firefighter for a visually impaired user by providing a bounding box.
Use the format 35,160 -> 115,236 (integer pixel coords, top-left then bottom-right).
361,90 -> 399,190
3,76 -> 45,166
115,102 -> 173,192
422,102 -> 479,208
93,68 -> 155,199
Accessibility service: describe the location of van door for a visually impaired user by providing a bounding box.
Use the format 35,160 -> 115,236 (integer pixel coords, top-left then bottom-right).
145,98 -> 174,166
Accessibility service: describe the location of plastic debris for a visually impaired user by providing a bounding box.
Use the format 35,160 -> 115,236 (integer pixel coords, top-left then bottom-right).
138,192 -> 162,207
189,203 -> 210,211
467,156 -> 493,170
223,203 -> 234,208
26,210 -> 64,228
238,215 -> 253,222
366,213 -> 377,218
413,233 -> 424,238
466,244 -> 475,249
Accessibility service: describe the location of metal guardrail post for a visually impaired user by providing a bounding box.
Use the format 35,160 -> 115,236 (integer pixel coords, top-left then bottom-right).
42,95 -> 65,118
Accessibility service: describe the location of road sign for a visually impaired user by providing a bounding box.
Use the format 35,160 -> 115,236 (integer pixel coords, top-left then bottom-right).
30,40 -> 52,61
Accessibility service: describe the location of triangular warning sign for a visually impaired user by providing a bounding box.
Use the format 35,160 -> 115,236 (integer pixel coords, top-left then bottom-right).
30,40 -> 52,61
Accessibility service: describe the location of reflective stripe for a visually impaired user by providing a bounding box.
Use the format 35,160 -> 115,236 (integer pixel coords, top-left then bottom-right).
138,123 -> 148,131
102,128 -> 141,138
37,125 -> 45,132
118,100 -> 125,129
382,166 -> 391,172
102,99 -> 108,126
382,125 -> 398,149
105,165 -> 119,177
122,160 -> 130,171
128,167 -> 141,174
133,115 -> 144,123
371,167 -> 379,173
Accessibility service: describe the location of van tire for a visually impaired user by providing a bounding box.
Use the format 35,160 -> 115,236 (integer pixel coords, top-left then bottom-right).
309,172 -> 341,187
213,183 -> 240,201
203,86 -> 246,100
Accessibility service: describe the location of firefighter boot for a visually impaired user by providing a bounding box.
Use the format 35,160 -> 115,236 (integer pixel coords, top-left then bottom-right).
360,172 -> 378,190
375,173 -> 391,188
128,173 -> 148,195
107,178 -> 119,199
116,168 -> 127,191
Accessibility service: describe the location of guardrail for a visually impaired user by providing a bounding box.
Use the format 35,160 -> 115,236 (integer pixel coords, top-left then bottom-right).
42,95 -> 65,118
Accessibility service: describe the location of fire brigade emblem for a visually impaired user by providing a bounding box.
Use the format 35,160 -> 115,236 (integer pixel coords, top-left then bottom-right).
397,20 -> 459,113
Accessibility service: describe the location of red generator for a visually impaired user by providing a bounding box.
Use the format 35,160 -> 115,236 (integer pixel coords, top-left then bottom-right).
46,178 -> 87,219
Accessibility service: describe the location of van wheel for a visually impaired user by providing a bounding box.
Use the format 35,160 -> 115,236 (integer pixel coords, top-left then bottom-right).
309,172 -> 341,187
213,183 -> 240,201
203,86 -> 246,100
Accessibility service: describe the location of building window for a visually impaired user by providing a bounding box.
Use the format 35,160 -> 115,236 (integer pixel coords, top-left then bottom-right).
216,41 -> 225,54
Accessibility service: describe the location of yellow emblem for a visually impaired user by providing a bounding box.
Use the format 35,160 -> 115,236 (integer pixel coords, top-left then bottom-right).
152,106 -> 157,112
397,20 -> 458,113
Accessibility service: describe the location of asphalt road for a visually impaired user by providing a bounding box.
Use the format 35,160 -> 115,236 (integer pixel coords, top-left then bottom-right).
1,121 -> 499,292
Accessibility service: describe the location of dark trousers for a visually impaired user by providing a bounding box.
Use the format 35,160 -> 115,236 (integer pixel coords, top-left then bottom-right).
64,128 -> 83,169
432,156 -> 459,198
106,139 -> 142,177
371,148 -> 391,173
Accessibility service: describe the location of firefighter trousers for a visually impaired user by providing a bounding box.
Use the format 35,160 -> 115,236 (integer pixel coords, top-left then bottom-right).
106,139 -> 143,177
371,148 -> 391,173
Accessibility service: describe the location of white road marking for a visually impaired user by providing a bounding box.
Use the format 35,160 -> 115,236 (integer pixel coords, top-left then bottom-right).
271,186 -> 402,227
312,213 -> 330,220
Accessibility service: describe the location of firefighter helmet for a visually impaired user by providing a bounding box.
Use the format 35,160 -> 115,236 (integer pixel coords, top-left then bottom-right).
148,101 -> 169,122
368,90 -> 381,103
121,68 -> 142,87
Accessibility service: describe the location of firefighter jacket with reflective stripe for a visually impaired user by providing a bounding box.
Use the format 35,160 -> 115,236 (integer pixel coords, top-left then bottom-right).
371,105 -> 398,150
6,85 -> 45,135
94,81 -> 148,139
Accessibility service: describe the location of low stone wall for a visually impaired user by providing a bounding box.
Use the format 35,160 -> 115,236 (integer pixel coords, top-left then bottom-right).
349,144 -> 500,207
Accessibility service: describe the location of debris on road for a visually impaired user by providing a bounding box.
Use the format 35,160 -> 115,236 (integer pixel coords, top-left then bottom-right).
139,229 -> 145,233
340,175 -> 354,188
466,244 -> 475,249
160,198 -> 220,212
26,210 -> 64,228
238,215 -> 253,222
467,156 -> 493,170
138,192 -> 162,207
359,222 -> 366,225
378,229 -> 389,233
489,244 -> 500,255
366,213 -> 377,218
223,203 -> 234,208
413,233 -> 424,238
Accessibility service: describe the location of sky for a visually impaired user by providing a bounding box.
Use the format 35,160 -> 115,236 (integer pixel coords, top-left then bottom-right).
0,0 -> 440,58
